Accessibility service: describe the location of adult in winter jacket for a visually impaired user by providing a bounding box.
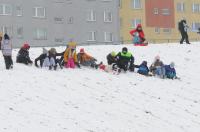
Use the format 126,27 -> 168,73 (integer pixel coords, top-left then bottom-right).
116,47 -> 134,72
150,56 -> 165,78
1,34 -> 13,69
16,43 -> 33,65
107,51 -> 117,65
178,19 -> 190,44
130,24 -> 146,44
164,62 -> 176,79
135,61 -> 149,76
77,48 -> 99,68
0,32 -> 3,50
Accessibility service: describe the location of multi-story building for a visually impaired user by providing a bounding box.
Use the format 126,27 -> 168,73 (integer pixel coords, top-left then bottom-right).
120,0 -> 200,44
0,0 -> 120,47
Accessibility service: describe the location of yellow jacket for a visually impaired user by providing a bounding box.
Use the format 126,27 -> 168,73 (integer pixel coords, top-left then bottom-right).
64,48 -> 78,63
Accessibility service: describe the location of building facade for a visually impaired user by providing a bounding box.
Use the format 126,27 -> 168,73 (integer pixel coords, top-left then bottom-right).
120,0 -> 200,44
0,0 -> 120,47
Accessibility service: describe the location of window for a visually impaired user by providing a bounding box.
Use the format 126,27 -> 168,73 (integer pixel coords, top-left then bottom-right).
192,22 -> 200,31
67,17 -> 74,24
104,11 -> 112,22
33,28 -> 47,40
162,9 -> 170,15
33,7 -> 46,18
132,0 -> 142,9
87,31 -> 96,41
104,32 -> 113,42
132,19 -> 141,28
87,10 -> 96,21
192,3 -> 200,13
163,28 -> 171,34
177,3 -> 184,12
17,26 -> 23,39
0,4 -> 12,15
153,8 -> 159,15
1,26 -> 12,36
16,6 -> 23,16
155,27 -> 160,34
54,17 -> 64,24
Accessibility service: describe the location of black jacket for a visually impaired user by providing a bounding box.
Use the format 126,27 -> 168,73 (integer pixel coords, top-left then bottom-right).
116,52 -> 134,66
107,53 -> 116,65
16,48 -> 32,64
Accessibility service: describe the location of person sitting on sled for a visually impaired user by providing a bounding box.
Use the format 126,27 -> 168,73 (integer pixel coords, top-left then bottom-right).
130,24 -> 146,45
150,55 -> 165,78
135,61 -> 150,76
107,51 -> 117,65
63,40 -> 80,68
116,47 -> 135,72
77,48 -> 100,69
16,43 -> 33,65
164,62 -> 177,79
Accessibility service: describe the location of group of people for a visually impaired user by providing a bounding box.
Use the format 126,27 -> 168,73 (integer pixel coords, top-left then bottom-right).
0,33 -> 177,79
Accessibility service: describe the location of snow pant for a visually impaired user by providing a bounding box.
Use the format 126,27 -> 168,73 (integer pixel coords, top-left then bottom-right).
65,58 -> 75,68
3,55 -> 13,70
17,57 -> 30,65
155,66 -> 165,78
42,57 -> 55,67
133,36 -> 141,44
180,31 -> 190,44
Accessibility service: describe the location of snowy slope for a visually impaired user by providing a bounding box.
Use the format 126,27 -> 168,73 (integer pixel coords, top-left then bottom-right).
0,43 -> 200,132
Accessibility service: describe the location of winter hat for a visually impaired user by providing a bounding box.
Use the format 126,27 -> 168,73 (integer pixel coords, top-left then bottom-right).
122,47 -> 128,53
142,61 -> 147,65
111,51 -> 116,57
43,48 -> 48,54
80,48 -> 84,53
23,43 -> 30,49
49,48 -> 57,54
4,33 -> 10,40
170,62 -> 175,68
155,55 -> 160,61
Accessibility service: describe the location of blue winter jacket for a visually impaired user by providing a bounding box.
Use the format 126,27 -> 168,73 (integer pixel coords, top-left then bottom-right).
137,64 -> 149,75
164,65 -> 176,79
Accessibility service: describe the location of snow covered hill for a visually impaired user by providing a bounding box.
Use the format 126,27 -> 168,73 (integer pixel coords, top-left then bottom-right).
0,43 -> 200,132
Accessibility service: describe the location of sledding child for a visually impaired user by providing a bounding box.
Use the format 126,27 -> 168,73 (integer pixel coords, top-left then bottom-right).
77,48 -> 99,69
135,61 -> 150,76
106,51 -> 117,65
116,47 -> 135,72
1,34 -> 13,70
150,56 -> 165,78
35,48 -> 58,70
164,62 -> 177,79
130,24 -> 146,45
63,41 -> 80,68
16,43 -> 33,65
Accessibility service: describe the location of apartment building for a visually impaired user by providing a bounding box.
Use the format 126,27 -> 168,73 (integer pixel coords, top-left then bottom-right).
0,0 -> 120,47
120,0 -> 200,44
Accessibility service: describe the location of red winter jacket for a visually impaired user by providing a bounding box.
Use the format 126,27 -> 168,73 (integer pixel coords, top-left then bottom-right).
130,24 -> 145,40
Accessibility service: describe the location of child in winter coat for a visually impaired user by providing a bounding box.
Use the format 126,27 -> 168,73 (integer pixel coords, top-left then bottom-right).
107,51 -> 117,65
63,41 -> 80,68
164,62 -> 177,79
135,61 -> 150,76
150,56 -> 165,78
1,34 -> 13,70
77,48 -> 99,68
130,24 -> 146,44
16,43 -> 33,65
0,32 -> 3,50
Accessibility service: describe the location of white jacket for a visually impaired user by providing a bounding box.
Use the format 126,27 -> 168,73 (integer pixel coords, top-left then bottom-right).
2,39 -> 12,56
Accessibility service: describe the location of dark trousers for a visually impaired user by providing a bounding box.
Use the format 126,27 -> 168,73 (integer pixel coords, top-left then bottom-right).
3,55 -> 13,69
180,32 -> 190,44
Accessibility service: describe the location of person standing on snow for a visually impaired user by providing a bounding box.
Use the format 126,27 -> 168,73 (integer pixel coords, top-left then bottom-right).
115,47 -> 134,72
1,33 -> 13,70
16,43 -> 33,65
178,19 -> 190,44
130,24 -> 146,45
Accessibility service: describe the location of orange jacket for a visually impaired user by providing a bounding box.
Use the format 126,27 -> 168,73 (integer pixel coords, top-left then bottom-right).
64,48 -> 78,63
78,53 -> 94,63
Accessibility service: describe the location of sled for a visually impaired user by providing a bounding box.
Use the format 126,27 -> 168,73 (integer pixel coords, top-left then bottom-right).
134,43 -> 148,46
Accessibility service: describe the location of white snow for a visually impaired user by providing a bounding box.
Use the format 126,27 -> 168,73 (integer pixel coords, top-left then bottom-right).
0,43 -> 200,132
